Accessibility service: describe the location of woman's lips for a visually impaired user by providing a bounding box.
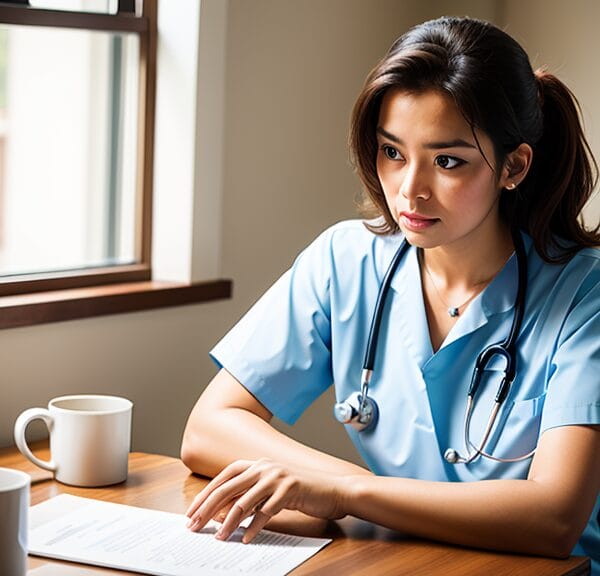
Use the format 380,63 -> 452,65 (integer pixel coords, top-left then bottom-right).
399,212 -> 439,231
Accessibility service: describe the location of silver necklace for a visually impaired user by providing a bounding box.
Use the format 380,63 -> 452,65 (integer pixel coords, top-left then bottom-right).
420,252 -> 490,317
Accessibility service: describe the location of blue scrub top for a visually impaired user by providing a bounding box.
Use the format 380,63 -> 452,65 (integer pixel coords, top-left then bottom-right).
211,220 -> 600,570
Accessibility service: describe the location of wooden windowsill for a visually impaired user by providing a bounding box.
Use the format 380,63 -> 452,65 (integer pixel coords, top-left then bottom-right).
0,279 -> 232,329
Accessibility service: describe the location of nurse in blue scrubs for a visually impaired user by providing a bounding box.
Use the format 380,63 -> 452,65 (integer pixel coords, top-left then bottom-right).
182,16 -> 600,571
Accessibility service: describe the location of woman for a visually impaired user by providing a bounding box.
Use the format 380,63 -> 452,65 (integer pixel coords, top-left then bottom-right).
181,16 -> 600,570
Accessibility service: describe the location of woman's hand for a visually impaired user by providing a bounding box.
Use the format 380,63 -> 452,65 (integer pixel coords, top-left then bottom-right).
185,458 -> 348,543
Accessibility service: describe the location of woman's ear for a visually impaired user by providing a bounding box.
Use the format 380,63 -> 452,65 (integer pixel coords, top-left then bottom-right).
500,143 -> 533,189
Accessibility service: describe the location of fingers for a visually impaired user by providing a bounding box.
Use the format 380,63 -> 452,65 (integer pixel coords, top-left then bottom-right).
185,458 -> 303,543
186,460 -> 251,519
187,459 -> 272,532
242,511 -> 272,543
187,481 -> 246,531
216,486 -> 275,542
218,481 -> 293,543
211,500 -> 235,523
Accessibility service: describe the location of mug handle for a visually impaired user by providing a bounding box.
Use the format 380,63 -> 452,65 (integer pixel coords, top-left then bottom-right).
13,408 -> 57,472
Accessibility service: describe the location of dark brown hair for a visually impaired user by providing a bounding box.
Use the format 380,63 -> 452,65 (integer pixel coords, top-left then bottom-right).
350,16 -> 599,262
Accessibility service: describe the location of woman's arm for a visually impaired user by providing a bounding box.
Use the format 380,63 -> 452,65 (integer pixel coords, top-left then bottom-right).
187,423 -> 599,557
345,424 -> 599,557
180,368 -> 371,479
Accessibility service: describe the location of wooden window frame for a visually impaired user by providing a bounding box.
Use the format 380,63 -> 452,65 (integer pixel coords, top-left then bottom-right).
0,2 -> 232,328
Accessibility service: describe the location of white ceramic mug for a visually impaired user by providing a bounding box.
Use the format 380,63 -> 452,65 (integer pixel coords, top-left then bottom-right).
14,395 -> 133,487
0,467 -> 30,576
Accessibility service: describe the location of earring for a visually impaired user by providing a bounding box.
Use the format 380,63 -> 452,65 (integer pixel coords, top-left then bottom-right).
506,182 -> 517,190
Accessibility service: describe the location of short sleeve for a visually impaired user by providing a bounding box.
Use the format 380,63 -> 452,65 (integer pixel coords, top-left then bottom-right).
540,272 -> 600,432
210,229 -> 334,425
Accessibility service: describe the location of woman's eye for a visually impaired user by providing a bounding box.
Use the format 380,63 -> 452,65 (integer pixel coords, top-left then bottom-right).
435,155 -> 465,169
382,145 -> 401,161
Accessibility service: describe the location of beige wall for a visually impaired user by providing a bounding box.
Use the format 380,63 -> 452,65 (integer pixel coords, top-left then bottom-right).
500,0 -> 600,226
2,1 -> 596,464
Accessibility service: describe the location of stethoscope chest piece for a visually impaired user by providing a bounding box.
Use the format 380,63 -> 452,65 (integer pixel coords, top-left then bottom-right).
334,391 -> 379,432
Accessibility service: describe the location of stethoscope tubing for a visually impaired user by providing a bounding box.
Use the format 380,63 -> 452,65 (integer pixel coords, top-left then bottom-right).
348,227 -> 535,464
363,239 -> 411,371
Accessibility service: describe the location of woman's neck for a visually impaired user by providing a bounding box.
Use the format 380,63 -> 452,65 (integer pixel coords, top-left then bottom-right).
419,224 -> 515,351
420,224 -> 514,291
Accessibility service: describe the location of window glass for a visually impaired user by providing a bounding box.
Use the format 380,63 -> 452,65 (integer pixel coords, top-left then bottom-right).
0,24 -> 140,277
28,1 -> 119,15
0,29 -> 6,253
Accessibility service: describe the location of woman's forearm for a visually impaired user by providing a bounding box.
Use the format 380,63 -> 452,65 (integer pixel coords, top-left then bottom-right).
182,404 -> 368,478
185,425 -> 598,552
344,475 -> 574,557
343,425 -> 599,558
181,370 -> 370,478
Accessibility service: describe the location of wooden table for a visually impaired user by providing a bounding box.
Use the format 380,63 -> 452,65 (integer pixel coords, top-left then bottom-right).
0,444 -> 590,576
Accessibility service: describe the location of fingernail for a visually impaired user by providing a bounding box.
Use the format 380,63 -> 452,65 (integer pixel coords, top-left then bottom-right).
188,517 -> 202,531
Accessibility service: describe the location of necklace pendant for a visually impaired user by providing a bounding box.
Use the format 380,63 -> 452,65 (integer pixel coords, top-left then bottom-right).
448,307 -> 460,318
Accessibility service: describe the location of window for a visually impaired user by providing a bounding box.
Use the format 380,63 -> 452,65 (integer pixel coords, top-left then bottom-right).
0,1 -> 231,328
0,26 -> 140,277
0,1 -> 152,295
0,27 -> 8,253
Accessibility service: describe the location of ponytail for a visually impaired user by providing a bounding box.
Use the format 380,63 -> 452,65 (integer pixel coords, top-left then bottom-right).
507,69 -> 599,262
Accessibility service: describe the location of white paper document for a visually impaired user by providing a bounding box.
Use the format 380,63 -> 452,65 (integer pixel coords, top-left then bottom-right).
29,494 -> 331,576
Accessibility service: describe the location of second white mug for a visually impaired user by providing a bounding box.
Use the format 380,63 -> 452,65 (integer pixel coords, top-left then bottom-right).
0,467 -> 30,576
14,395 -> 133,487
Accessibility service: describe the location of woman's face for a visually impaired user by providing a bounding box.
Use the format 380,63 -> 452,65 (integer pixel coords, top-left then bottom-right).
376,88 -> 509,252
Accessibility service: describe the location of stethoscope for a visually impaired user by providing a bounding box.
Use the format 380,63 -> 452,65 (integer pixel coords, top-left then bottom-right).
333,228 -> 535,465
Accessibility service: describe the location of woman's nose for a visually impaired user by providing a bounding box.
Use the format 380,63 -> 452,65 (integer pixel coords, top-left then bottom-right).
400,164 -> 431,202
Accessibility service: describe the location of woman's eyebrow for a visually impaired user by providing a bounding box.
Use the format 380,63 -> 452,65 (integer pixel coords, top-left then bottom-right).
376,126 -> 477,150
376,126 -> 402,144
